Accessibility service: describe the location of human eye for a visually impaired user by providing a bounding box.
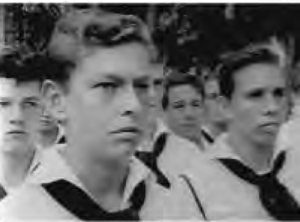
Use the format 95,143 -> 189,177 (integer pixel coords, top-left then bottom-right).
0,100 -> 10,108
134,81 -> 150,91
136,83 -> 149,90
192,100 -> 202,108
173,102 -> 184,109
208,92 -> 219,100
23,100 -> 40,109
247,89 -> 263,100
274,88 -> 287,98
153,78 -> 164,88
92,81 -> 119,92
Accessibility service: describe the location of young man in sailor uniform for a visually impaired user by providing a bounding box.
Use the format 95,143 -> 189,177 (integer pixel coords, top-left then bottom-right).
0,8 -> 203,220
136,70 -> 209,193
0,51 -> 45,201
277,63 -> 300,152
184,38 -> 300,220
163,72 -> 206,150
37,109 -> 66,149
202,69 -> 227,147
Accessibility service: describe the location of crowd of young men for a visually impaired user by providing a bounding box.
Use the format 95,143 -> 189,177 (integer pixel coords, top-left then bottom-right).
0,7 -> 300,220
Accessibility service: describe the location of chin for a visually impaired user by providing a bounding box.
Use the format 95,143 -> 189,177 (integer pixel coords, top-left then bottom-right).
118,145 -> 136,158
256,136 -> 276,148
106,143 -> 135,160
117,137 -> 141,148
3,143 -> 33,157
180,131 -> 196,141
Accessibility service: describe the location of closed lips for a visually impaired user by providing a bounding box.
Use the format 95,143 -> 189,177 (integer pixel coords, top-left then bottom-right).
7,130 -> 26,135
260,122 -> 279,127
111,127 -> 141,134
259,122 -> 280,131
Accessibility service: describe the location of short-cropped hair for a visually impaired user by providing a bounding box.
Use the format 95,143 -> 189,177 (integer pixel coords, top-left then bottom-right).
45,8 -> 159,88
0,49 -> 46,84
217,38 -> 291,99
162,71 -> 204,110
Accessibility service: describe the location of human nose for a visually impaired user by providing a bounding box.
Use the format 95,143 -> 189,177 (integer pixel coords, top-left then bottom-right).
121,86 -> 142,116
9,104 -> 24,125
148,83 -> 162,109
264,94 -> 280,115
184,105 -> 197,119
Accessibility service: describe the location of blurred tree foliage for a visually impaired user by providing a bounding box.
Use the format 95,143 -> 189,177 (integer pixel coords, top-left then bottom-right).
5,4 -> 63,53
5,3 -> 300,74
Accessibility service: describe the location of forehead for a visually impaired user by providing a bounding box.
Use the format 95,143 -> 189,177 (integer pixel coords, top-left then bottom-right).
0,78 -> 41,98
169,84 -> 201,101
73,43 -> 160,82
233,63 -> 286,94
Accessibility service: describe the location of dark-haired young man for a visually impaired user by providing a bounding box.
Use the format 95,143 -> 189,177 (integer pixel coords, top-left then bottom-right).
137,71 -> 208,190
135,70 -> 209,200
0,51 -> 45,201
202,70 -> 227,147
277,62 -> 300,153
163,72 -> 205,149
37,110 -> 65,149
185,39 -> 300,220
0,9 -> 203,220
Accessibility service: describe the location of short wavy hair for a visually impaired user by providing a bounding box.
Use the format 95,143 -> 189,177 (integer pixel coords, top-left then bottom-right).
216,38 -> 292,99
162,71 -> 204,110
45,8 -> 159,88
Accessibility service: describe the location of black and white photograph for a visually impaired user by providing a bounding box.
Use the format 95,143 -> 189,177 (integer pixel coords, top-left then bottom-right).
1,2 -> 300,220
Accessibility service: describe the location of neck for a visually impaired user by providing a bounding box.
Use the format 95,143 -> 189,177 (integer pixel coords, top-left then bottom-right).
188,132 -> 205,150
63,145 -> 128,209
148,120 -> 158,142
38,127 -> 59,148
227,132 -> 274,173
0,150 -> 34,189
205,122 -> 225,140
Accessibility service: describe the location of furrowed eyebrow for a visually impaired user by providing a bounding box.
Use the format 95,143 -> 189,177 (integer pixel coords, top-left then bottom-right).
95,73 -> 152,85
24,96 -> 40,101
173,100 -> 184,105
134,75 -> 151,83
247,89 -> 264,96
0,97 -> 10,101
96,74 -> 126,85
23,97 -> 42,104
104,74 -> 124,81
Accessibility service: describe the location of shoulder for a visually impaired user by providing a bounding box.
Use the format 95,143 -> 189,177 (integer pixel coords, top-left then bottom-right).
277,118 -> 300,150
279,144 -> 300,201
167,132 -> 200,151
161,133 -> 204,168
28,145 -> 67,184
0,184 -> 74,220
158,121 -> 200,152
142,174 -> 204,220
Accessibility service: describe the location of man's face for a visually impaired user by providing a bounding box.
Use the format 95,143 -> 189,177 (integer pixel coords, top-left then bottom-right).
204,78 -> 226,127
39,108 -> 58,133
165,84 -> 204,140
47,43 -> 162,164
226,63 -> 289,147
0,78 -> 42,156
291,90 -> 300,117
143,65 -> 165,140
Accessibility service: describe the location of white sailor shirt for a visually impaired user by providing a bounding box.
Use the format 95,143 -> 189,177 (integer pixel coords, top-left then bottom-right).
0,145 -> 203,220
183,133 -> 300,220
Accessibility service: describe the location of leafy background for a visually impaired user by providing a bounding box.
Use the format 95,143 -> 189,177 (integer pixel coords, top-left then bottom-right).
4,4 -> 300,74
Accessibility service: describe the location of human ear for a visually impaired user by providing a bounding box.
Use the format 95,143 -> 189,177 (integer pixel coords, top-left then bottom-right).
42,80 -> 67,123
